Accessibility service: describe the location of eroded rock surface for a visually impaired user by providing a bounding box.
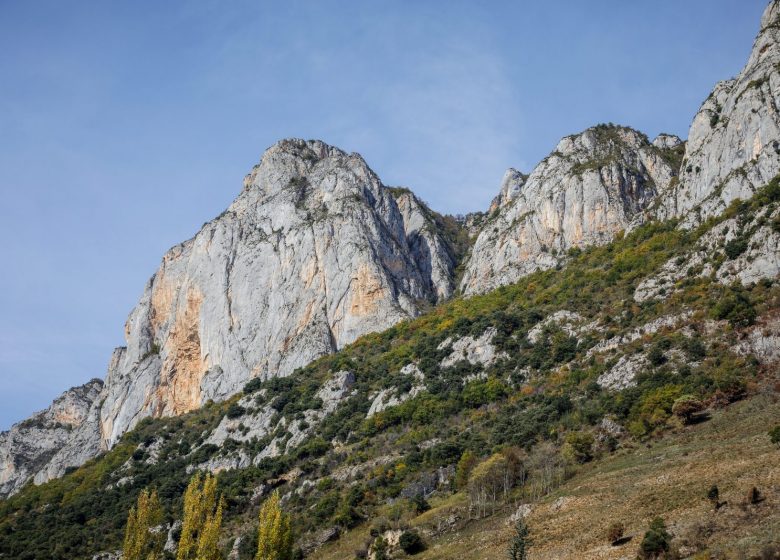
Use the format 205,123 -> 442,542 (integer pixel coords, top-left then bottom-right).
656,1 -> 780,223
0,379 -> 103,498
461,125 -> 675,295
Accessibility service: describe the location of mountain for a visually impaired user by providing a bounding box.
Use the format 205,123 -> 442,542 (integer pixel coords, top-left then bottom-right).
0,4 -> 779,559
0,139 -> 462,497
460,125 -> 680,295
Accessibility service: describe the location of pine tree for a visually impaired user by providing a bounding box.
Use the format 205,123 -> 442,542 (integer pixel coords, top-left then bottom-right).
177,472 -> 222,560
507,518 -> 530,560
123,488 -> 163,560
256,491 -> 293,560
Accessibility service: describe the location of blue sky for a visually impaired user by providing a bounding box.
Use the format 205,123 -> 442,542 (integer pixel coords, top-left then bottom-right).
0,0 -> 767,429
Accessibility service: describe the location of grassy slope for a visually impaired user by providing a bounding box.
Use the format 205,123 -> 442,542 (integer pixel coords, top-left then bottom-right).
317,393 -> 780,559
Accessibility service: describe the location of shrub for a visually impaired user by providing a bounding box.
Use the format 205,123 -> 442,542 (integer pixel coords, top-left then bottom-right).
707,485 -> 719,508
606,521 -> 625,545
243,378 -> 264,394
769,425 -> 780,446
562,432 -> 594,463
398,530 -> 424,554
226,403 -> 246,419
411,494 -> 430,515
671,395 -> 704,424
710,287 -> 756,327
724,237 -> 748,259
638,517 -> 671,559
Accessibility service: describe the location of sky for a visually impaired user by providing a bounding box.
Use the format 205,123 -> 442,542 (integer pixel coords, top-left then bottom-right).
0,0 -> 768,429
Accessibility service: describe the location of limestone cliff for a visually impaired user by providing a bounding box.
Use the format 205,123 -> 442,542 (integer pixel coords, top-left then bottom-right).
656,0 -> 780,223
0,379 -> 103,497
460,125 -> 676,295
99,139 -> 457,446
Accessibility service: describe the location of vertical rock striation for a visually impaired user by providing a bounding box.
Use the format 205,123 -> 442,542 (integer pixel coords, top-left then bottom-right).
97,139 -> 457,446
460,125 -> 676,295
656,0 -> 780,223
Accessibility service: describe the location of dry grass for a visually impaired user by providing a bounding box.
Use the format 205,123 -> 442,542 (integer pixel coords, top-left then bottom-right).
314,393 -> 780,559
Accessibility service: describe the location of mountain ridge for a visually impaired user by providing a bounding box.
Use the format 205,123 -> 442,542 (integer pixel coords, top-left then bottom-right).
2,1 -> 780,523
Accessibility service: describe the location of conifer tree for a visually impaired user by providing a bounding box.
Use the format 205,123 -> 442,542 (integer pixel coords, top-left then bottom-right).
123,488 -> 163,560
256,491 -> 293,560
177,472 -> 222,560
507,518 -> 530,560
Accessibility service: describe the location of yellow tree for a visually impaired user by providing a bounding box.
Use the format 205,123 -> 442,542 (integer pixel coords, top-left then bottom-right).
123,488 -> 163,560
177,472 -> 222,560
256,491 -> 293,560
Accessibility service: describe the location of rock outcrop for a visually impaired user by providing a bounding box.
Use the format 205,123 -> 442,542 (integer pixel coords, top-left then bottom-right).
460,125 -> 676,295
0,379 -> 103,497
98,139 -> 457,447
656,0 -> 780,223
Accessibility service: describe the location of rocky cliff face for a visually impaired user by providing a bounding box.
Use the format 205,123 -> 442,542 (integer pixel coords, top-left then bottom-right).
0,140 -> 459,496
98,139 -> 457,446
460,125 -> 677,295
656,0 -> 780,223
0,379 -> 103,497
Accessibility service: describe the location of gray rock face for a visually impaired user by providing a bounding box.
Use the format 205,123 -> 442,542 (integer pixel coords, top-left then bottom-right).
656,0 -> 780,223
393,190 -> 457,301
460,125 -> 675,295
652,134 -> 683,150
438,327 -> 508,369
0,379 -> 103,498
98,139 -> 456,447
1,140 -> 459,497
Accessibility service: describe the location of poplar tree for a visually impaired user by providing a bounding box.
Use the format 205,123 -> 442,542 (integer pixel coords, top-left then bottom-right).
256,491 -> 293,560
177,472 -> 223,560
123,488 -> 163,560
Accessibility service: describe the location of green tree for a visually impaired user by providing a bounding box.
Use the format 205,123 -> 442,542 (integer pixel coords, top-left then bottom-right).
123,488 -> 164,560
177,472 -> 222,560
507,518 -> 530,560
455,450 -> 478,490
638,517 -> 671,559
671,395 -> 705,424
256,491 -> 293,560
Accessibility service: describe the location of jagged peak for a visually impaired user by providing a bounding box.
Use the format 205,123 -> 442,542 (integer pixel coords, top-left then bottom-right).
555,123 -> 651,156
652,133 -> 684,150
761,0 -> 780,32
489,168 -> 527,213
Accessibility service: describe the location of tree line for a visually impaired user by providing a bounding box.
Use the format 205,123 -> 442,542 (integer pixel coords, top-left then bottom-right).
122,472 -> 292,560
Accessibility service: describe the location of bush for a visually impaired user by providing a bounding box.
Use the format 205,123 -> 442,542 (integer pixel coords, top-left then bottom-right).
562,432 -> 594,463
671,395 -> 704,424
606,521 -> 624,544
243,378 -> 264,394
226,403 -> 246,419
707,485 -> 719,508
724,237 -> 748,259
411,494 -> 430,515
710,287 -> 756,327
769,425 -> 780,446
399,530 -> 424,554
638,517 -> 671,559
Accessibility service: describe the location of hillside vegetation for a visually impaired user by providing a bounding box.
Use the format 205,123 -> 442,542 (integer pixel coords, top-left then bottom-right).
1,179 -> 779,559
